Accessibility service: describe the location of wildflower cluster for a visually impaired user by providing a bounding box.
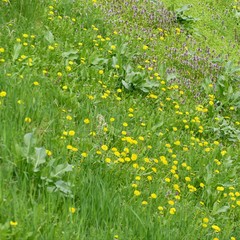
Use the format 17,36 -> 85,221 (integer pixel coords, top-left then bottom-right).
0,0 -> 239,239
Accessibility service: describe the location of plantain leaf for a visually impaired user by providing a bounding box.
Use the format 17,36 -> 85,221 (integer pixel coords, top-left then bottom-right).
33,147 -> 46,172
50,163 -> 73,178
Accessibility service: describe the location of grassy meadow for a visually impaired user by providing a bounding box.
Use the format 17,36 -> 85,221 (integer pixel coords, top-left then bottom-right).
0,0 -> 240,239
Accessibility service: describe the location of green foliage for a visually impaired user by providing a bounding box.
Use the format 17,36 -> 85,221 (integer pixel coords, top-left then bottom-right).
0,0 -> 239,239
170,4 -> 199,32
121,64 -> 159,92
16,132 -> 73,196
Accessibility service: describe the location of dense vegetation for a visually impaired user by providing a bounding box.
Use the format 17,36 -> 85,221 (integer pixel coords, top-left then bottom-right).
0,0 -> 239,239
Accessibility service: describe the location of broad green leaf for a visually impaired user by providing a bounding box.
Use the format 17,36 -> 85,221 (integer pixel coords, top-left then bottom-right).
44,30 -> 54,44
12,43 -> 22,61
236,11 -> 240,19
152,122 -> 164,131
33,147 -> 46,172
47,186 -> 55,193
122,80 -> 132,90
50,163 -> 73,178
139,86 -> 150,93
55,180 -> 72,194
61,49 -> 78,58
24,132 -> 34,148
141,80 -> 159,89
175,4 -> 191,14
91,57 -> 108,65
212,203 -> 229,215
112,56 -> 118,67
120,42 -> 128,55
166,73 -> 177,82
124,64 -> 132,74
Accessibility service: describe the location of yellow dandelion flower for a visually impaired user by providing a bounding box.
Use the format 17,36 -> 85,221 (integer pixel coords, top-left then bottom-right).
22,33 -> 29,38
169,208 -> 176,215
203,218 -> 209,223
66,66 -> 72,71
24,117 -> 32,123
105,158 -> 111,163
72,147 -> 78,152
84,118 -> 90,124
131,154 -> 138,161
0,91 -> 7,97
174,140 -> 181,146
142,45 -> 148,50
68,130 -> 75,136
10,221 -> 18,226
185,177 -> 191,182
33,81 -> 40,86
66,115 -> 72,120
101,145 -> 108,151
147,176 -> 153,181
110,45 -> 116,50
212,225 -> 221,233
150,193 -> 157,199
81,152 -> 88,158
69,207 -> 76,213
158,206 -> 164,211
221,150 -> 227,156
46,150 -> 52,156
165,178 -> 171,183
216,186 -> 224,191
134,190 -> 141,196
67,145 -> 73,150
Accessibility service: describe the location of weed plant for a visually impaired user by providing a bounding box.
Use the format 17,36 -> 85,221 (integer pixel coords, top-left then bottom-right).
0,0 -> 239,239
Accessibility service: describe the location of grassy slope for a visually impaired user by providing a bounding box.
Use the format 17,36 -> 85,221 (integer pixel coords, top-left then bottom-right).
162,0 -> 240,59
0,0 -> 239,239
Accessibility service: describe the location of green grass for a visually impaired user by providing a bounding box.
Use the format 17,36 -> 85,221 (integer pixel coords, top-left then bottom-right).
0,0 -> 240,239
